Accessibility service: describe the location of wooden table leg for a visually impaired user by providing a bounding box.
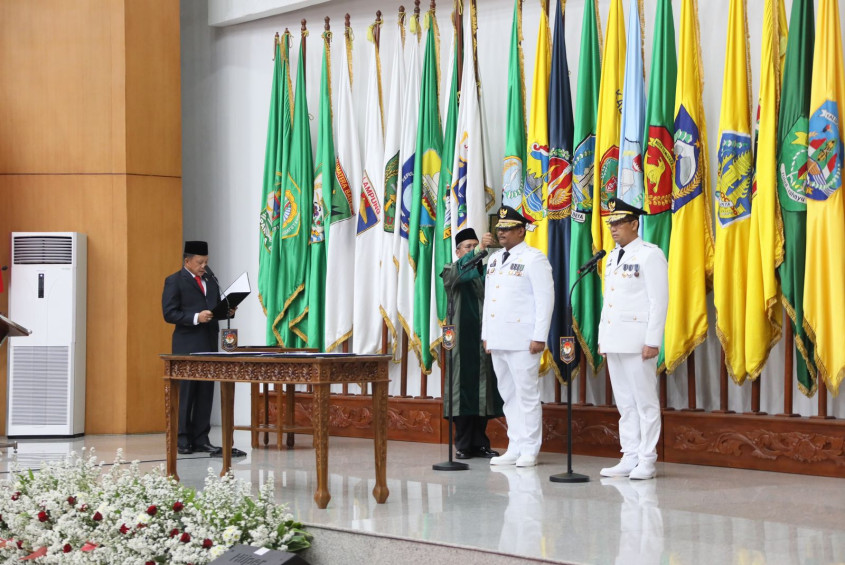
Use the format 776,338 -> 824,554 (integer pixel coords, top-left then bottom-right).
285,384 -> 296,449
220,381 -> 235,477
165,377 -> 180,481
250,383 -> 259,449
372,380 -> 390,504
312,383 -> 330,509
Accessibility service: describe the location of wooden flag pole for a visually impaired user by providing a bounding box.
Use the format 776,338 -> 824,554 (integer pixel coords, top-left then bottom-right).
777,313 -> 799,417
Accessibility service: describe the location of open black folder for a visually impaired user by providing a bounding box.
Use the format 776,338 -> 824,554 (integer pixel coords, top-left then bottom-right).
211,272 -> 250,319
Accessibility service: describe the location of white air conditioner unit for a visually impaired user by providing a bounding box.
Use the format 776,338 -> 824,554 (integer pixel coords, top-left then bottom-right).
7,233 -> 87,437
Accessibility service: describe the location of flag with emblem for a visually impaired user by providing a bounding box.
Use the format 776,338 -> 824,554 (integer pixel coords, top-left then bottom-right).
379,12 -> 407,359
434,15 -> 459,330
642,0 -> 676,371
395,13 -> 423,354
591,0 -> 625,280
664,0 -> 714,374
522,2 -> 551,253
258,35 -> 292,346
804,0 -> 845,395
353,25 -> 386,355
617,0 -> 646,212
546,0 -> 574,378
777,0 -> 816,395
714,0 -> 754,383
278,42 -> 314,348
306,31 -> 335,352
569,0 -> 603,374
325,28 -> 361,352
745,0 -> 785,380
501,0 -> 527,209
409,14 -> 443,372
450,3 -> 495,254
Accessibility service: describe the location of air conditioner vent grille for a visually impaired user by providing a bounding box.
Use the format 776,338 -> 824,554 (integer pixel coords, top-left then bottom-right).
13,236 -> 73,265
9,346 -> 70,426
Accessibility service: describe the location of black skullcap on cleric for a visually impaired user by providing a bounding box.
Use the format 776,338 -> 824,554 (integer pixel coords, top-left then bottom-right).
184,241 -> 209,255
455,228 -> 479,245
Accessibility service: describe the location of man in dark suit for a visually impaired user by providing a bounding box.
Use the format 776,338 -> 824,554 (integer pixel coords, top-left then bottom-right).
162,241 -> 243,457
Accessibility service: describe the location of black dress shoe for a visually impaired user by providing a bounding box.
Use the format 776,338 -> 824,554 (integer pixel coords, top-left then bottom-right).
177,446 -> 193,455
210,447 -> 247,458
474,447 -> 500,459
193,443 -> 222,454
455,449 -> 473,460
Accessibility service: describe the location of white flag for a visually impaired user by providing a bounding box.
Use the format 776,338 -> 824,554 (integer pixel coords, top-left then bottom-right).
394,28 -> 422,348
379,24 -> 406,360
324,37 -> 361,352
450,9 -> 495,261
353,37 -> 385,355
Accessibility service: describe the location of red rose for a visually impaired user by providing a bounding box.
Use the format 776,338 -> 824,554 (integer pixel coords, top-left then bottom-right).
146,505 -> 157,516
146,562 -> 155,565
172,501 -> 184,512
62,544 -> 72,553
202,538 -> 213,549
180,532 -> 191,543
93,512 -> 103,522
11,492 -> 20,501
37,511 -> 48,523
80,504 -> 89,512
119,524 -> 129,534
67,496 -> 76,506
16,541 -> 22,549
169,528 -> 180,538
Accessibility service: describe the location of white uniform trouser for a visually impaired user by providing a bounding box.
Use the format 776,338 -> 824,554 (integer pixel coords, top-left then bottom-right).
491,349 -> 543,457
606,352 -> 660,464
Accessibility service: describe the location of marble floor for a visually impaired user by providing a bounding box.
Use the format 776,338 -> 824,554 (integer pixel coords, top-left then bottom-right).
0,431 -> 842,565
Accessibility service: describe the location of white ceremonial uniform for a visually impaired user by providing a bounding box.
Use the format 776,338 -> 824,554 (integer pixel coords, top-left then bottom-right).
598,237 -> 669,468
482,242 -> 554,459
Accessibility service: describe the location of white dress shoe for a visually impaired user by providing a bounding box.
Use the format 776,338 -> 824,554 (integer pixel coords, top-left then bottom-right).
515,454 -> 537,467
490,451 -> 519,466
629,462 -> 656,480
600,456 -> 639,477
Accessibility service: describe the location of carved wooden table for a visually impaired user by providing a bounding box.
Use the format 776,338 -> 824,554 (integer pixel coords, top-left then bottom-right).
161,353 -> 391,509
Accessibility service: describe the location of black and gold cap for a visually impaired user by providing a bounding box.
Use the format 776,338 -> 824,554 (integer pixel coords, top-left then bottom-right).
605,198 -> 647,225
496,205 -> 531,229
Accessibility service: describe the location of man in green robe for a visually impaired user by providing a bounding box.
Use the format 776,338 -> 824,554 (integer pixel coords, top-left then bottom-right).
441,228 -> 505,459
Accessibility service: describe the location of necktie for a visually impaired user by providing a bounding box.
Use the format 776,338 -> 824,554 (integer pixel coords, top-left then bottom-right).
617,249 -> 625,265
194,275 -> 204,294
502,251 -> 510,264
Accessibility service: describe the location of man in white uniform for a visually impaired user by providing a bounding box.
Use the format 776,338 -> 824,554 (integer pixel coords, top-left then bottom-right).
482,206 -> 554,468
598,198 -> 669,480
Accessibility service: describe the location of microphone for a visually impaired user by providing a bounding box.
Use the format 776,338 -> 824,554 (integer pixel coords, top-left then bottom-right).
577,250 -> 607,274
461,249 -> 489,272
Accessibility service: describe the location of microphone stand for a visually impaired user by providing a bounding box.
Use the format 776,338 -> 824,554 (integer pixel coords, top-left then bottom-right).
433,253 -> 484,472
549,265 -> 593,484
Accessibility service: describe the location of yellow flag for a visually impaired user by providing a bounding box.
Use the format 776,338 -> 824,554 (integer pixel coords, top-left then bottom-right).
745,0 -> 785,380
714,0 -> 753,384
804,0 -> 845,395
591,0 -> 626,279
523,3 -> 552,253
664,0 -> 714,374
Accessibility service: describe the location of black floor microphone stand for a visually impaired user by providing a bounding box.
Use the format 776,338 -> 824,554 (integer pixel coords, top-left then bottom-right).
433,258 -> 479,472
549,266 -> 593,484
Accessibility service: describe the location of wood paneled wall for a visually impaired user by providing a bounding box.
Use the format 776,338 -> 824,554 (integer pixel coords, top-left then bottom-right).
0,0 -> 182,434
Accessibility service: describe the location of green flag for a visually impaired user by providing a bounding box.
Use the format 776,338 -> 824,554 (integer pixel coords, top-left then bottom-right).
410,16 -> 443,371
434,21 -> 461,330
277,42 -> 314,348
501,0 -> 527,209
642,0 -> 677,371
777,0 -> 816,395
306,32 -> 336,352
569,0 -> 603,374
259,34 -> 293,345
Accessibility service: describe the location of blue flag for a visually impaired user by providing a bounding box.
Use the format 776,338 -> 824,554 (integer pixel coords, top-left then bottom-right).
547,0 -> 575,377
618,0 -> 646,210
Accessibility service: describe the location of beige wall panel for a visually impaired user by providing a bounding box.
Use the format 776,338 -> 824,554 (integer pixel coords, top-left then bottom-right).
0,0 -> 127,174
0,175 -> 129,434
125,175 -> 182,433
124,0 -> 181,177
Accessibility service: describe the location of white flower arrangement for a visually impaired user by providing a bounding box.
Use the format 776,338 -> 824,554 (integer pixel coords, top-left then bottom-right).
0,449 -> 312,564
